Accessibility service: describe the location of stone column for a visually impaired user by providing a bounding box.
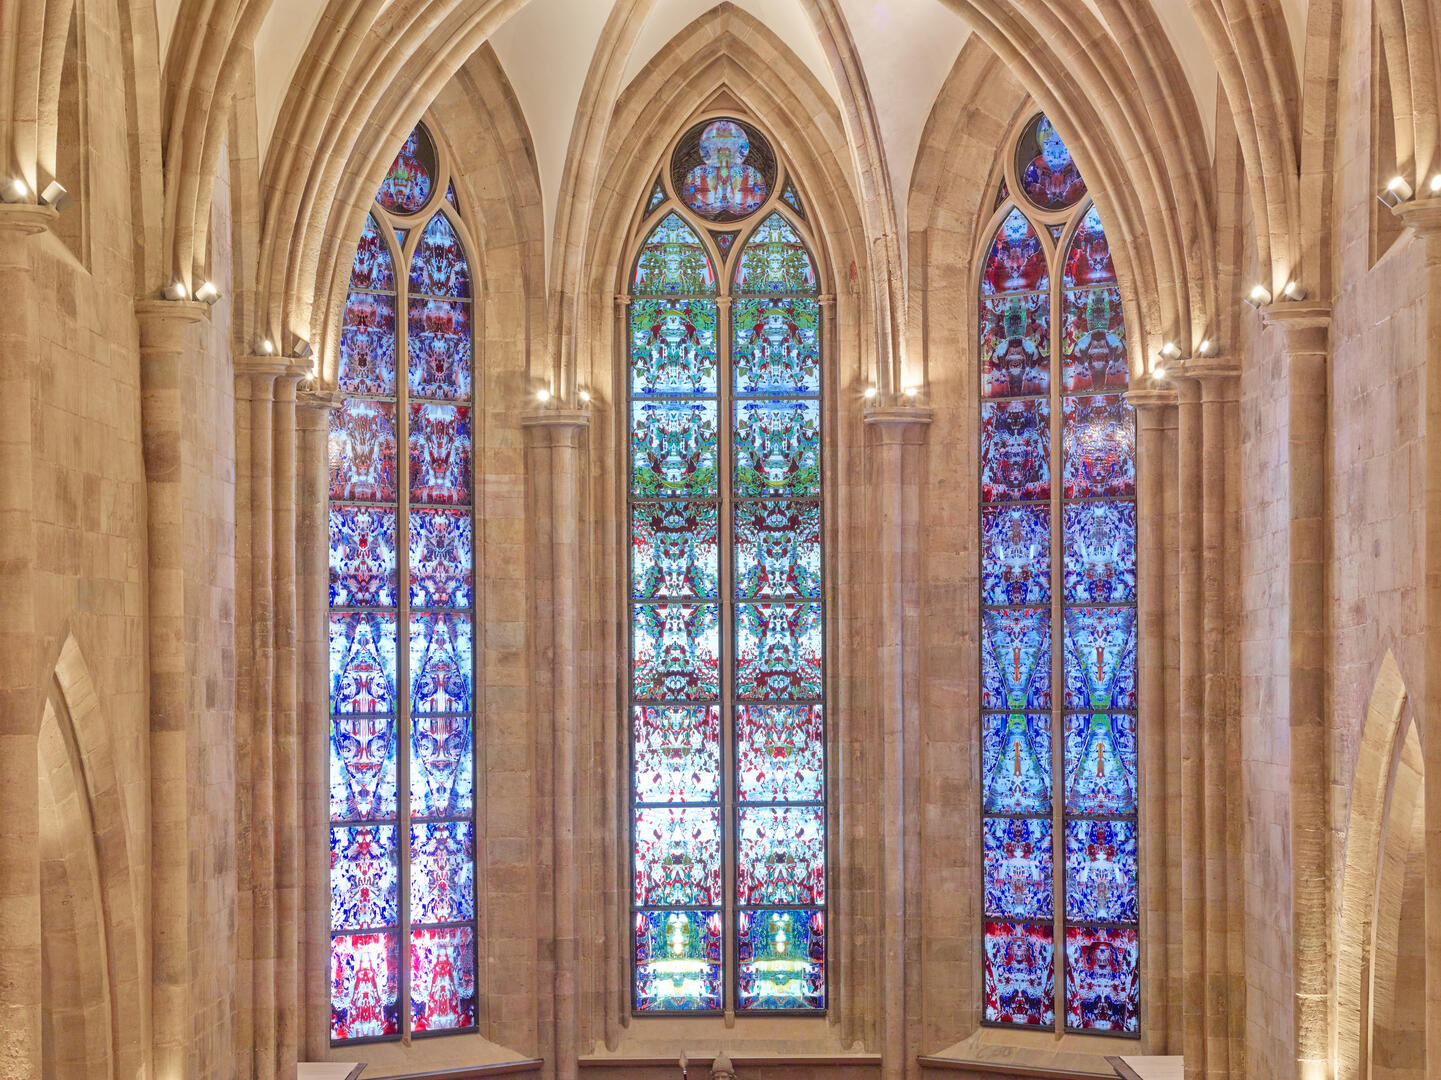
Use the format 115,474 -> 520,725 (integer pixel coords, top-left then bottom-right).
0,200 -> 56,1080
523,407 -> 590,1080
863,401 -> 930,1080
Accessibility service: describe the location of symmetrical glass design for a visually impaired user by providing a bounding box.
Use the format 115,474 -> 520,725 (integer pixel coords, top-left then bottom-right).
630,123 -> 825,1014
979,115 -> 1139,1035
330,122 -> 477,1043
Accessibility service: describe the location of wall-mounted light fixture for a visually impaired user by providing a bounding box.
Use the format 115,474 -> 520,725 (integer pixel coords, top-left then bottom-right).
195,281 -> 220,305
862,385 -> 877,400
294,340 -> 314,360
1160,341 -> 1182,361
1,178 -> 29,204
260,339 -> 275,356
903,385 -> 920,398
536,388 -> 552,403
163,281 -> 188,301
1199,338 -> 1218,357
1283,281 -> 1307,301
1378,175 -> 1414,208
39,181 -> 71,213
1152,364 -> 1167,381
578,389 -> 592,403
1244,284 -> 1272,309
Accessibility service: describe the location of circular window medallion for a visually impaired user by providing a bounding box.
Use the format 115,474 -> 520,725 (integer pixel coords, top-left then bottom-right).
1014,114 -> 1086,212
376,124 -> 438,216
670,117 -> 777,223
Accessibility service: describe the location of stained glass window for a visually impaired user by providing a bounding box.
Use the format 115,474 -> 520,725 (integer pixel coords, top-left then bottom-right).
979,114 -> 1139,1036
330,122 -> 477,1044
630,123 -> 826,1013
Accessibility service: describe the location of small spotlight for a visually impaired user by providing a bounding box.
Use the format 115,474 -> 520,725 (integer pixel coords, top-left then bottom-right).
1,178 -> 28,203
537,388 -> 552,403
1152,365 -> 1167,380
1379,175 -> 1414,208
903,385 -> 919,398
195,281 -> 220,305
294,340 -> 313,360
260,339 -> 275,356
1199,338 -> 1217,357
1283,280 -> 1307,301
578,389 -> 592,403
1160,341 -> 1182,360
862,385 -> 877,400
163,281 -> 188,301
1245,284 -> 1272,308
1431,174 -> 1441,194
39,181 -> 71,213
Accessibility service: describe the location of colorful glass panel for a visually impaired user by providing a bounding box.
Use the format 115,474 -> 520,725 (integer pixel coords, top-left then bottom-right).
1063,502 -> 1138,603
1064,819 -> 1138,923
409,821 -> 475,922
733,399 -> 821,497
981,504 -> 1051,605
737,909 -> 825,1010
408,299 -> 473,400
736,806 -> 825,906
411,712 -> 474,818
330,612 -> 398,715
409,214 -> 471,298
350,215 -> 395,291
674,118 -> 774,222
408,508 -> 473,609
1063,606 -> 1138,712
983,921 -> 1055,1026
981,293 -> 1050,399
983,817 -> 1053,919
330,505 -> 398,608
633,807 -> 722,906
982,209 -> 1048,295
331,825 -> 399,929
410,927 -> 477,1032
409,612 -> 473,714
733,500 -> 822,600
376,126 -> 436,215
632,705 -> 722,805
712,231 -> 736,261
631,501 -> 720,600
445,181 -> 459,212
1065,926 -> 1139,1032
981,607 -> 1051,711
408,403 -> 472,506
1016,114 -> 1086,212
1063,206 -> 1117,287
630,400 -> 720,497
781,178 -> 805,219
635,910 -> 724,1012
1062,286 -> 1127,392
732,297 -> 821,394
330,400 -> 398,503
629,298 -> 719,396
331,713 -> 398,823
340,291 -> 397,396
733,214 -> 818,294
736,705 -> 824,803
634,213 -> 718,295
331,932 -> 400,1040
1064,713 -> 1138,816
1063,396 -> 1135,498
646,178 -> 666,214
631,603 -> 721,701
980,399 -> 1051,502
735,602 -> 824,701
982,713 -> 1052,815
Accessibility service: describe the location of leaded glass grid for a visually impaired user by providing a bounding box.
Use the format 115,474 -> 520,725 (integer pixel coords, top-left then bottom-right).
629,121 -> 826,1015
979,114 -> 1140,1037
330,121 -> 478,1044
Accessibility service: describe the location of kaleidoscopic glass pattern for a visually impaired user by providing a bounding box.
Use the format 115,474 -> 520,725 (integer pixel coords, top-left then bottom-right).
634,213 -> 718,295
330,400 -> 398,503
983,817 -> 1053,920
330,505 -> 397,608
983,920 -> 1055,1026
982,209 -> 1049,296
632,603 -> 721,701
732,297 -> 821,394
1065,926 -> 1139,1032
339,291 -> 397,396
331,825 -> 399,929
632,705 -> 722,805
630,400 -> 720,497
409,403 -> 472,506
1064,712 -> 1138,816
1065,819 -> 1138,923
634,806 -> 722,906
1017,115 -> 1086,212
1063,206 -> 1117,288
410,612 -> 473,714
736,705 -> 824,803
445,181 -> 460,212
981,607 -> 1051,711
982,713 -> 1052,815
635,910 -> 723,1011
678,119 -> 772,221
781,178 -> 805,218
410,821 -> 475,922
409,214 -> 471,297
410,713 -> 473,818
1063,502 -> 1138,603
376,126 -> 435,215
631,501 -> 720,600
737,909 -> 825,1010
330,612 -> 398,715
1063,606 -> 1138,713
981,294 -> 1050,399
408,298 -> 473,400
331,932 -> 400,1040
981,504 -> 1050,605
630,298 -> 718,396
646,179 -> 666,215
410,927 -> 478,1032
733,500 -> 822,600
733,399 -> 821,497
408,508 -> 473,609
1063,287 -> 1127,392
736,806 -> 825,905
735,602 -> 824,701
350,215 -> 395,291
1063,395 -> 1135,498
733,213 -> 818,294
981,399 -> 1050,503
331,713 -> 397,823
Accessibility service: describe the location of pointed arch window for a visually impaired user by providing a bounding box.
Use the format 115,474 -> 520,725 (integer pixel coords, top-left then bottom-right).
628,117 -> 826,1015
328,122 -> 479,1043
979,114 -> 1140,1036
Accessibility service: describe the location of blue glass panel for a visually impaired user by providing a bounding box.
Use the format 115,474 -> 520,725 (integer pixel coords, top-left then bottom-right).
1018,114 -> 1086,212
339,291 -> 397,396
1063,395 -> 1135,498
736,705 -> 824,803
733,399 -> 821,497
631,501 -> 719,601
983,817 -> 1053,919
981,293 -> 1050,398
409,403 -> 472,506
634,213 -> 718,296
732,297 -> 821,394
981,607 -> 1051,711
735,602 -> 824,701
635,910 -> 724,1012
1064,712 -> 1138,815
1064,926 -> 1139,1032
633,806 -> 722,906
409,612 -> 473,714
411,926 -> 477,1032
734,500 -> 821,600
331,932 -> 400,1040
645,180 -> 667,215
630,298 -> 718,396
733,213 -> 818,294
981,504 -> 1050,605
330,505 -> 397,608
981,209 -> 1048,296
1062,286 -> 1128,392
330,824 -> 398,929
329,400 -> 398,503
408,298 -> 473,400
408,214 -> 471,297
982,713 -> 1052,815
330,612 -> 398,715
410,713 -> 474,818
1065,819 -> 1139,923
630,400 -> 720,498
781,179 -> 805,217
330,713 -> 397,822
409,821 -> 475,923
737,909 -> 825,1011
736,806 -> 826,906
445,181 -> 460,212
632,705 -> 722,805
1063,205 -> 1118,287
1063,606 -> 1138,712
680,119 -> 772,221
349,215 -> 395,292
1063,502 -> 1137,603
631,603 -> 721,702
981,399 -> 1050,503
408,508 -> 473,609
376,126 -> 435,215
983,920 -> 1056,1026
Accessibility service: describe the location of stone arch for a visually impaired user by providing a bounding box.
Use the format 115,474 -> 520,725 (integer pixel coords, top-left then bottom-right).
1374,0 -> 1441,190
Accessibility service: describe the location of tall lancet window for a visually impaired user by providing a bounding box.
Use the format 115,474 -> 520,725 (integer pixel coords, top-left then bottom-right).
628,116 -> 827,1014
328,122 -> 478,1043
979,114 -> 1139,1035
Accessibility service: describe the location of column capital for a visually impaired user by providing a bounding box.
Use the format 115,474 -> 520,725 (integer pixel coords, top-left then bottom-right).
614,293 -> 631,310
1172,355 -> 1242,383
1259,299 -> 1331,333
817,293 -> 837,307
1392,195 -> 1441,237
0,202 -> 57,239
297,388 -> 342,414
1124,387 -> 1179,410
235,354 -> 309,380
863,403 -> 932,446
135,298 -> 211,327
522,407 -> 591,448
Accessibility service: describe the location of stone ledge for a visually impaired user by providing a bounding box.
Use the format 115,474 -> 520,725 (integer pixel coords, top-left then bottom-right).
917,1056 -> 1115,1078
0,201 -> 58,236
